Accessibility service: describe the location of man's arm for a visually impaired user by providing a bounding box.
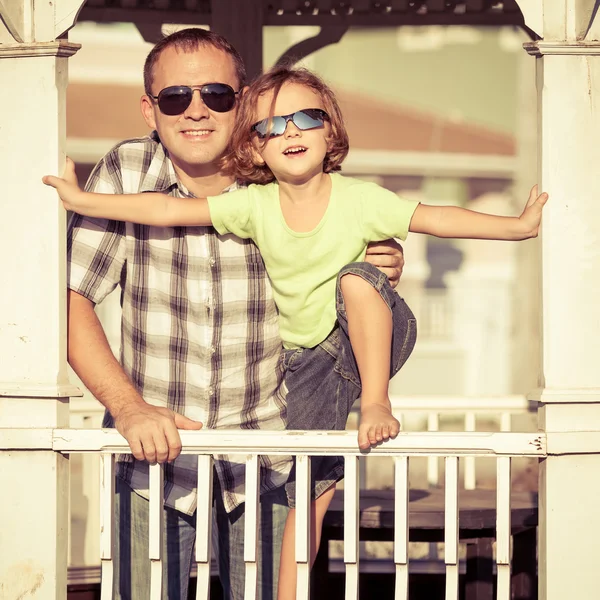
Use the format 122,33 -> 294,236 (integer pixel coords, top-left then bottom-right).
365,239 -> 405,289
68,291 -> 202,463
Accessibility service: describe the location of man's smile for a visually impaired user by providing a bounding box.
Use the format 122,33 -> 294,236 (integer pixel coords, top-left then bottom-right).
180,129 -> 214,139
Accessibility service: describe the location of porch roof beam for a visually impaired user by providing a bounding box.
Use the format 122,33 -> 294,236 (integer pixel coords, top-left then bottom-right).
77,8 -> 525,28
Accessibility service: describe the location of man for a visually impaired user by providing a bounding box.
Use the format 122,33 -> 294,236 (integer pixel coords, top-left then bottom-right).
68,28 -> 407,599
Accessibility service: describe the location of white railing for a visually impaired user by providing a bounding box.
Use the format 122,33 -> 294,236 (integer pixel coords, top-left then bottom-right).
6,427 -> 545,600
65,394 -> 538,584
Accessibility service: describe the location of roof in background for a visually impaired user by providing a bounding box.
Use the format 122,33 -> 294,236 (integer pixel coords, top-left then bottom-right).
67,82 -> 514,156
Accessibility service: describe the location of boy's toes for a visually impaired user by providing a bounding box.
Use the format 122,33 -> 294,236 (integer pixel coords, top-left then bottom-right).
357,430 -> 370,450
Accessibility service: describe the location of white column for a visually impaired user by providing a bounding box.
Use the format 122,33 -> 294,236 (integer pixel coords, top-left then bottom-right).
0,3 -> 83,597
519,1 -> 600,598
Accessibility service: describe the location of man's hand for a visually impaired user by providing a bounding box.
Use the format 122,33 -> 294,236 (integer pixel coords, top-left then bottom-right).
365,239 -> 405,289
358,403 -> 401,450
43,157 -> 89,212
114,402 -> 203,464
517,184 -> 549,239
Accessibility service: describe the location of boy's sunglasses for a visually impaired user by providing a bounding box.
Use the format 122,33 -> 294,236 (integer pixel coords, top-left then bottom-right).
150,83 -> 239,116
251,108 -> 329,139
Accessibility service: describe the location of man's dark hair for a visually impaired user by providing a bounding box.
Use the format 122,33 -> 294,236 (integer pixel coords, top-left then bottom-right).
143,28 -> 247,96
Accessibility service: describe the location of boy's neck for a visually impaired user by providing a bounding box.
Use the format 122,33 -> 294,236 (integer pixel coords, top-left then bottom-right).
278,171 -> 331,204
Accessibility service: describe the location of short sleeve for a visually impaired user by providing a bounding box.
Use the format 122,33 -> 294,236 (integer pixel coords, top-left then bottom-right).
208,188 -> 255,240
67,153 -> 127,305
358,182 -> 420,242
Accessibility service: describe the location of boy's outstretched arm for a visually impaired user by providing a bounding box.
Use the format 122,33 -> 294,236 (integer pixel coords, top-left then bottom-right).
43,157 -> 212,227
409,185 -> 548,241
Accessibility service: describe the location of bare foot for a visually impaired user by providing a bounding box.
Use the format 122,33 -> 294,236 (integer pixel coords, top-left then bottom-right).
358,401 -> 401,450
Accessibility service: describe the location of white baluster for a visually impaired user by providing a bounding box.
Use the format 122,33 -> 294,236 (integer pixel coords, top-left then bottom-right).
464,413 -> 476,490
394,456 -> 409,600
427,413 -> 439,487
500,412 -> 512,433
149,463 -> 164,600
444,457 -> 459,600
344,456 -> 360,600
99,453 -> 115,600
496,456 -> 512,600
195,455 -> 213,600
244,454 -> 260,600
296,454 -> 311,600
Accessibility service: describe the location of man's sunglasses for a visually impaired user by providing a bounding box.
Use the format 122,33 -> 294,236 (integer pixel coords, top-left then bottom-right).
251,108 -> 329,139
150,83 -> 239,116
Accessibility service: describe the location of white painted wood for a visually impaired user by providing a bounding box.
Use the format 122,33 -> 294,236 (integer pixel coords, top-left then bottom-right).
244,455 -> 260,600
0,0 -> 30,43
500,412 -> 512,432
392,395 -> 532,413
394,457 -> 409,600
53,0 -> 87,39
463,413 -> 476,490
295,454 -> 311,600
99,454 -> 114,600
513,0 -> 543,37
541,0 -> 597,41
195,455 -> 213,600
496,457 -> 511,600
427,413 -> 440,487
444,457 -> 459,600
0,26 -> 80,600
149,463 -> 164,600
344,456 -> 359,600
41,428 -> 549,456
524,23 -> 600,600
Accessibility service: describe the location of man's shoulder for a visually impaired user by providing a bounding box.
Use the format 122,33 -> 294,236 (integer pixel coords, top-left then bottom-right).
88,133 -> 171,194
100,134 -> 160,167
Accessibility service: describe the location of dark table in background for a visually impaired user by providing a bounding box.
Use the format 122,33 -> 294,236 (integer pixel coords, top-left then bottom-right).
315,488 -> 538,600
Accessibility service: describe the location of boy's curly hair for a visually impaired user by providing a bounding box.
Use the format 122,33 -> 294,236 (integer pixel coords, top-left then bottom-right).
222,66 -> 349,185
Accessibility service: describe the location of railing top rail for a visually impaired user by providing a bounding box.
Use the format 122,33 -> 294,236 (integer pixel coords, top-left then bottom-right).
68,394 -> 537,415
2,428 -> 546,456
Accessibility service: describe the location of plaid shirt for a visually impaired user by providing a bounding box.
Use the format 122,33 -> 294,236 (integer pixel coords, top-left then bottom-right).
68,133 -> 290,514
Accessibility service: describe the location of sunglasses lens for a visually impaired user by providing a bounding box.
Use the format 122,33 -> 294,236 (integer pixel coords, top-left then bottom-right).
294,109 -> 325,131
254,116 -> 286,139
157,87 -> 193,116
201,84 -> 236,113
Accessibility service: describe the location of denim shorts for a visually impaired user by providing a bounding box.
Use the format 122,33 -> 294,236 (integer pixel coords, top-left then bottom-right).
282,262 -> 417,507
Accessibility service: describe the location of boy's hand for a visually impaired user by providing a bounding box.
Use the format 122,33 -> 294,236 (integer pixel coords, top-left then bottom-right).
43,157 -> 87,212
358,403 -> 401,450
517,185 -> 549,239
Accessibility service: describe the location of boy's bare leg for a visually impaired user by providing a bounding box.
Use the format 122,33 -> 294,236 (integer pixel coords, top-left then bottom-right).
340,273 -> 400,450
277,485 -> 336,600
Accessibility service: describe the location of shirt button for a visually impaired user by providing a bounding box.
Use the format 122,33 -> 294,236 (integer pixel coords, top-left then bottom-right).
208,387 -> 214,397
210,346 -> 216,355
209,258 -> 216,267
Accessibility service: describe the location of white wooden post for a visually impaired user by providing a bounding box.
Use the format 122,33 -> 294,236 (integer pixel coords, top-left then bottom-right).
0,2 -> 84,598
517,1 -> 600,599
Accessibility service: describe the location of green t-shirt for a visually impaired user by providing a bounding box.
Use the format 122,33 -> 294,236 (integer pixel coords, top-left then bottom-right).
208,173 -> 419,350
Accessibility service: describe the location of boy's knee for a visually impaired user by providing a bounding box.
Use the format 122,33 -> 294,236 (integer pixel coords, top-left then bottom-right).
339,272 -> 369,298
